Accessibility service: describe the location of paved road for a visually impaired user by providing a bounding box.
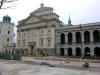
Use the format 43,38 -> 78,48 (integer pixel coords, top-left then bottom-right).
0,57 -> 100,75
22,56 -> 100,72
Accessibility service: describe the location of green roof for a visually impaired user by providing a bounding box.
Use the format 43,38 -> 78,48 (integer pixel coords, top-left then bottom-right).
60,21 -> 66,26
3,15 -> 11,23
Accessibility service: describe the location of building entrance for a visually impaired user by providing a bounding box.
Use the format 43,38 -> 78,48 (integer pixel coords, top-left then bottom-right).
28,42 -> 36,56
31,46 -> 34,56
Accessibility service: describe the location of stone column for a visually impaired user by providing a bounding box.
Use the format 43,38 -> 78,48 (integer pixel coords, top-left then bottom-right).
58,32 -> 61,44
20,33 -> 22,47
64,48 -> 67,56
81,31 -> 84,44
90,48 -> 94,56
72,47 -> 76,56
90,30 -> 94,44
65,32 -> 68,44
81,46 -> 84,56
56,32 -> 58,44
72,31 -> 76,45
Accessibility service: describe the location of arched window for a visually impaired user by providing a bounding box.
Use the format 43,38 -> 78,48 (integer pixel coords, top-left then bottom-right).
60,33 -> 65,44
76,32 -> 81,44
7,38 -> 9,42
93,30 -> 100,43
84,31 -> 90,44
68,33 -> 72,44
8,30 -> 10,34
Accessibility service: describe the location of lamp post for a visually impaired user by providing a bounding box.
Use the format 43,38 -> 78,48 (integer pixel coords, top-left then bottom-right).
45,15 -> 48,57
80,25 -> 83,61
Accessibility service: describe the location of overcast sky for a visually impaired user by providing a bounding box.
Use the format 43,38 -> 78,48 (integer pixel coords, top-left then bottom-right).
0,0 -> 100,25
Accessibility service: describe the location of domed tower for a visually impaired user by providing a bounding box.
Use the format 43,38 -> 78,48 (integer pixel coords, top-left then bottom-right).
0,15 -> 14,52
3,15 -> 11,23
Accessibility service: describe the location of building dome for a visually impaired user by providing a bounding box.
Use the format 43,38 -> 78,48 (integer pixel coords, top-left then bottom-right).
3,15 -> 11,23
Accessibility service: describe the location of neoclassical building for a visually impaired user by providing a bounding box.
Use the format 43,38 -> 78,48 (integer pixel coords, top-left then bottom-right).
56,19 -> 100,57
0,15 -> 14,52
16,4 -> 60,56
16,4 -> 100,57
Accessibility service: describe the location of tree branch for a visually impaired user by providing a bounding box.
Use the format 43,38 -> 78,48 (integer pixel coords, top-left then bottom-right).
0,0 -> 3,9
0,0 -> 18,9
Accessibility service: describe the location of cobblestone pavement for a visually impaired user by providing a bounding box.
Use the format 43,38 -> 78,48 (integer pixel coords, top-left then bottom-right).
0,56 -> 100,75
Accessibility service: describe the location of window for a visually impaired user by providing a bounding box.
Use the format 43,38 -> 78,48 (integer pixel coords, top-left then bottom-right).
23,33 -> 26,37
40,38 -> 44,47
8,31 -> 10,34
48,29 -> 51,32
48,39 -> 51,46
47,38 -> 51,46
18,40 -> 20,47
41,30 -> 44,33
23,39 -> 25,47
7,38 -> 9,42
0,30 -> 1,34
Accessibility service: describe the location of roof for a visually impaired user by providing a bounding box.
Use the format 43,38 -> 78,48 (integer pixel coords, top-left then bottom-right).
60,21 -> 66,26
3,15 -> 11,19
33,4 -> 53,13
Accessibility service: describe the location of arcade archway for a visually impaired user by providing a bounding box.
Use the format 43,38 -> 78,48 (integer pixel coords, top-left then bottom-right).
68,48 -> 72,56
76,47 -> 81,56
94,47 -> 100,57
84,47 -> 90,56
60,48 -> 64,56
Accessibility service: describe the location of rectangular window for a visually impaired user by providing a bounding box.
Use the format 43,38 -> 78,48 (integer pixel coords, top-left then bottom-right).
23,40 -> 25,47
18,40 -> 20,48
48,39 -> 51,46
40,38 -> 44,47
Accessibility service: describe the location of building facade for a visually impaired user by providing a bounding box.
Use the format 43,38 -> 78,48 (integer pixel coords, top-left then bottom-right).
0,15 -> 14,52
16,4 -> 100,57
56,21 -> 100,57
16,4 -> 60,56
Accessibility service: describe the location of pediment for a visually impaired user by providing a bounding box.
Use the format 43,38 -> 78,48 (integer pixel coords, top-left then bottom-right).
25,16 -> 41,24
19,15 -> 43,25
24,16 -> 41,24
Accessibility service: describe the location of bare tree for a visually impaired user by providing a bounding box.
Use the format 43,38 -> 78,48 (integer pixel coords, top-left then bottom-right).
0,0 -> 17,9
